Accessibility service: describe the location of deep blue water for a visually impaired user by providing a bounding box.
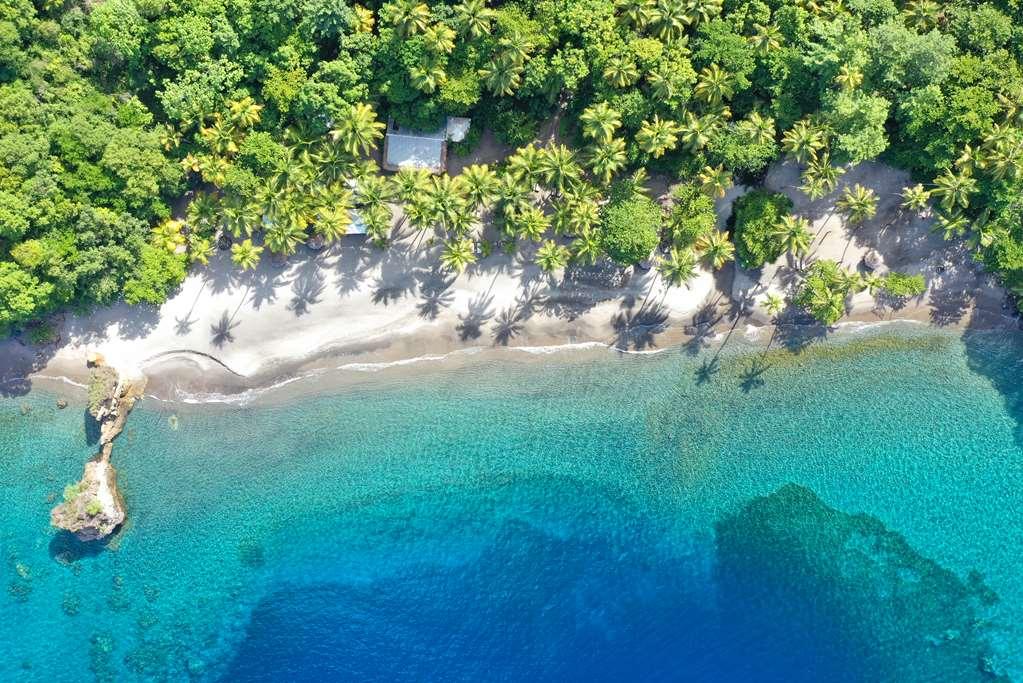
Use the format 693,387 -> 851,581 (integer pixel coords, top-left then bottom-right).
3,324 -> 1023,681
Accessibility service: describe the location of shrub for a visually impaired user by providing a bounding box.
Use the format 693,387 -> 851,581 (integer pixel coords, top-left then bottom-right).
599,195 -> 661,265
122,243 -> 187,306
86,499 -> 103,516
732,190 -> 794,269
88,365 -> 119,416
667,184 -> 716,248
794,260 -> 857,325
881,271 -> 926,298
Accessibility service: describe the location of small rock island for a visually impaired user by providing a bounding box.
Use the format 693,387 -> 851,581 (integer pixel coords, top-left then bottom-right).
50,354 -> 146,541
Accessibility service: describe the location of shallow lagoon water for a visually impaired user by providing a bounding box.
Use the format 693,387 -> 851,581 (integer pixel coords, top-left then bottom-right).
3,324 -> 1023,681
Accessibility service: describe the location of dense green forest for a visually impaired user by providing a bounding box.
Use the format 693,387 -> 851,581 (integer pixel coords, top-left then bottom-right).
2,0 -> 1023,333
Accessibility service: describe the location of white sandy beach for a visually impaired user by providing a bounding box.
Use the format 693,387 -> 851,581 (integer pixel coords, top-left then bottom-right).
2,161 -> 1015,400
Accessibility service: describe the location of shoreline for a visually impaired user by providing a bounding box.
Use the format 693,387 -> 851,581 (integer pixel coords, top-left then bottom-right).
14,308 -> 1017,410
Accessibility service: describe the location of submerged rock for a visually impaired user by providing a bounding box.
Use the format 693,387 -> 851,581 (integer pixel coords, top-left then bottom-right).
50,358 -> 146,542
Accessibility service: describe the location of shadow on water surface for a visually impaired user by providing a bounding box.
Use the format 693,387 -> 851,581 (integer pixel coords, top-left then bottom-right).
962,325 -> 1023,450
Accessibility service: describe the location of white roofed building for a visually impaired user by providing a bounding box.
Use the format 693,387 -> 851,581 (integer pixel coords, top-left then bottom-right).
382,117 -> 471,174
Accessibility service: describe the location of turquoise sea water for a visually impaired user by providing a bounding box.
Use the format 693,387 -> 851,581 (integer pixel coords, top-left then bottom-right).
3,324 -> 1023,681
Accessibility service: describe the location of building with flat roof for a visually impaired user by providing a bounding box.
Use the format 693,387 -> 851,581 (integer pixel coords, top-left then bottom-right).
382,117 -> 471,174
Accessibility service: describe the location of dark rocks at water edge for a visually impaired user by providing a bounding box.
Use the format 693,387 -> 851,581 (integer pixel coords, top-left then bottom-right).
56,399 -> 68,409
50,356 -> 146,542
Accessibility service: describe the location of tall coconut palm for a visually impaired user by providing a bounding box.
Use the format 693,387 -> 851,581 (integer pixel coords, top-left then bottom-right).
200,117 -> 239,157
658,247 -> 698,287
479,57 -> 523,96
588,138 -> 627,185
506,144 -> 543,184
331,103 -> 385,157
739,112 -> 775,146
931,168 -> 977,211
453,0 -> 495,38
497,33 -> 531,64
694,65 -> 734,105
227,97 -> 263,129
363,203 -> 394,247
264,219 -> 307,255
603,56 -> 640,88
834,65 -> 863,92
571,228 -> 603,265
384,0 -> 430,36
687,0 -> 722,25
567,197 -> 601,235
539,144 -> 581,196
579,102 -> 622,144
510,206 -> 550,242
231,238 -> 264,271
647,66 -> 681,101
427,173 -> 470,234
836,184 -> 878,226
222,198 -> 262,238
152,220 -> 186,252
772,215 -> 813,257
652,0 -> 689,43
763,292 -> 785,317
357,173 -> 395,214
901,0 -> 940,31
496,172 -> 533,219
933,210 -> 969,240
679,112 -> 716,152
618,0 -> 655,28
423,23 -> 456,54
315,206 -> 353,242
460,164 -> 500,211
749,22 -> 782,54
393,167 -> 433,204
186,192 -> 221,233
353,5 -> 375,32
410,60 -> 447,93
636,115 -> 680,158
697,230 -> 735,269
698,164 -> 732,198
536,240 -> 571,273
440,238 -> 477,273
188,234 -> 215,266
782,119 -> 826,165
800,152 -> 844,199
900,183 -> 930,214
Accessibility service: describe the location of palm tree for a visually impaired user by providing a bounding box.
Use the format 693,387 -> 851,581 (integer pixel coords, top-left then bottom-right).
539,144 -> 581,196
697,231 -> 735,269
315,140 -> 356,184
152,220 -> 186,252
900,183 -> 930,214
800,152 -> 844,198
955,144 -> 988,174
739,112 -> 775,146
571,228 -> 604,265
227,97 -> 263,129
658,247 -> 698,287
393,167 -> 433,204
330,103 -> 385,157
603,56 -> 640,88
636,115 -> 680,158
460,164 -> 500,211
688,0 -> 722,24
186,191 -> 221,233
385,0 -> 430,36
931,168 -> 977,211
579,102 -> 621,144
231,238 -> 264,271
763,292 -> 785,317
200,117 -> 239,156
837,184 -> 878,226
354,5 -> 375,32
901,0 -> 940,31
506,144 -> 543,184
647,66 -> 680,101
264,219 -> 307,255
496,172 -> 533,219
834,65 -> 863,92
427,173 -> 470,234
772,215 -> 812,257
480,57 -> 523,96
749,22 -> 782,54
497,32 -> 531,64
423,23 -> 456,54
618,0 -> 655,28
440,238 -> 477,273
357,173 -> 395,214
188,234 -> 215,265
363,203 -> 393,247
410,60 -> 447,93
587,138 -> 627,185
679,112 -> 717,153
510,206 -> 550,242
652,0 -> 689,43
315,206 -> 353,242
933,210 -> 969,240
536,240 -> 571,273
567,196 -> 601,235
694,65 -> 735,105
453,0 -> 495,38
698,164 -> 732,198
782,119 -> 826,164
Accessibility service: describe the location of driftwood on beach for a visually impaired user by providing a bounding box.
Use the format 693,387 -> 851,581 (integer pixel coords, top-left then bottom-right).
50,356 -> 146,541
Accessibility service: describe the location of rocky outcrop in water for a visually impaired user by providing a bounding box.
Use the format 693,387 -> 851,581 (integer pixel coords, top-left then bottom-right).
50,358 -> 146,541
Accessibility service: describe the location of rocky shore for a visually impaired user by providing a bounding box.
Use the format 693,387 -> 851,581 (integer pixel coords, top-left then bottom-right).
50,354 -> 146,541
